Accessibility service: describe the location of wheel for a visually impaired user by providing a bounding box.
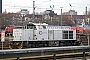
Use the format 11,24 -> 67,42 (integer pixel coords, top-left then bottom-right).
17,43 -> 23,49
9,43 -> 13,49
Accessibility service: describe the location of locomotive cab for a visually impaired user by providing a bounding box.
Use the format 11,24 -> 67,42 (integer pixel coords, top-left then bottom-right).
24,22 -> 48,30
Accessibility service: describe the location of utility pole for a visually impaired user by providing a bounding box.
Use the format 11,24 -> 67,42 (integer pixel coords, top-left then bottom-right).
50,5 -> 54,25
85,6 -> 90,46
33,1 -> 35,23
0,0 -> 2,13
85,6 -> 88,25
60,7 -> 63,28
12,16 -> 16,26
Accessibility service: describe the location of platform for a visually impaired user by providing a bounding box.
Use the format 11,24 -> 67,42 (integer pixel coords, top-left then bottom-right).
0,46 -> 90,59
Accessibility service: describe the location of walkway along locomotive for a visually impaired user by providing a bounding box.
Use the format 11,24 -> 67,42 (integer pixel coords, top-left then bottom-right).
9,22 -> 81,49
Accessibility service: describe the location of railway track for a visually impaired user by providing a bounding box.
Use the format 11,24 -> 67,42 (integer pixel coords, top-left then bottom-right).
80,36 -> 88,46
1,53 -> 90,60
0,37 -> 13,50
17,53 -> 90,60
0,51 -> 90,60
0,41 -> 9,50
0,52 -> 90,60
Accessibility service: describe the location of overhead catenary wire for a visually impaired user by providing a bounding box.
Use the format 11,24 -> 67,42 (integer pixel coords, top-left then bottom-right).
2,0 -> 90,15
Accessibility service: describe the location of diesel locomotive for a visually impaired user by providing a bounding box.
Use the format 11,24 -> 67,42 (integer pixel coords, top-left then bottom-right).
9,22 -> 81,49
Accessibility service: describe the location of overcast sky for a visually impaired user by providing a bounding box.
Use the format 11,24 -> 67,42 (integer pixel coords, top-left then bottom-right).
2,0 -> 90,15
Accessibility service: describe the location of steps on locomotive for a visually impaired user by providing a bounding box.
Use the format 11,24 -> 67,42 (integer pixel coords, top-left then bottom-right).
80,36 -> 88,46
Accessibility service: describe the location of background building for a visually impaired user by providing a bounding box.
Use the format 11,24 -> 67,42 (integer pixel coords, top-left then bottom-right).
19,9 -> 29,15
63,10 -> 77,15
0,0 -> 2,13
68,10 -> 77,15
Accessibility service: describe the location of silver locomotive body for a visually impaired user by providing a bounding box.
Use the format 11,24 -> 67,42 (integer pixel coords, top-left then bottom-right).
9,23 -> 79,49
